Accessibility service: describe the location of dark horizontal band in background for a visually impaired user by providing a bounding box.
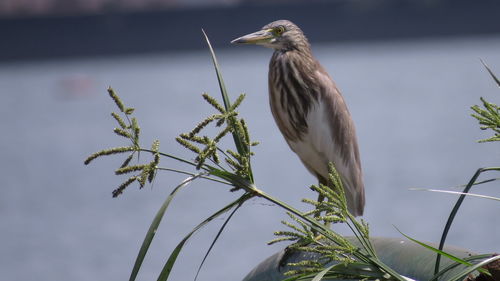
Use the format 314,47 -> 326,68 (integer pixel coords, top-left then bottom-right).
1,0 -> 499,62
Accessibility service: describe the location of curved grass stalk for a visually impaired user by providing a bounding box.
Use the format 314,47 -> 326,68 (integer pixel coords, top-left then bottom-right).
410,177 -> 500,192
156,167 -> 233,186
202,29 -> 254,184
296,262 -> 416,281
156,193 -> 252,281
447,255 -> 500,281
194,198 -> 244,281
395,227 -> 486,273
129,173 -> 206,281
139,149 -> 200,169
480,59 -> 500,87
411,188 -> 500,202
209,169 -> 408,281
435,167 -> 500,275
428,254 -> 494,281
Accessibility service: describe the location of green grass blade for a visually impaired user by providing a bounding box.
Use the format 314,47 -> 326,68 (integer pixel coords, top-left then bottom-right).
366,257 -> 410,281
194,198 -> 244,281
295,262 -> 414,281
140,148 -> 199,169
310,264 -> 336,281
156,193 -> 252,281
202,30 -> 254,183
202,29 -> 231,113
429,254 -> 494,281
435,167 -> 500,274
208,169 -> 254,189
447,255 -> 499,281
320,263 -> 396,280
129,174 -> 204,281
411,177 -> 499,192
480,59 -> 500,87
395,227 -> 480,271
410,188 -> 500,201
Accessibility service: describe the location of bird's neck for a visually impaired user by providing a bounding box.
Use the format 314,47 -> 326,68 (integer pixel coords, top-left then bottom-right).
268,46 -> 319,141
273,46 -> 317,78
277,39 -> 312,56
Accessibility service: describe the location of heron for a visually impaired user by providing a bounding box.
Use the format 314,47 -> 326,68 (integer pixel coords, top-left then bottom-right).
231,20 -> 365,217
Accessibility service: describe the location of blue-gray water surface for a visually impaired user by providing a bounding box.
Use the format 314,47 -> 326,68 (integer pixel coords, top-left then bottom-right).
1,36 -> 499,281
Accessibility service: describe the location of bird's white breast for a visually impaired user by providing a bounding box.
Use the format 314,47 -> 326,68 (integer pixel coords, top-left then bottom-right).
287,101 -> 348,182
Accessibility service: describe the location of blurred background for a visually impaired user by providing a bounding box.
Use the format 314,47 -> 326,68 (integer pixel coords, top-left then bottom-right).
1,0 -> 499,281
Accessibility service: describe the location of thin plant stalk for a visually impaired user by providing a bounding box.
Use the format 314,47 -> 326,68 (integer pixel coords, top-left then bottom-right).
435,167 -> 500,274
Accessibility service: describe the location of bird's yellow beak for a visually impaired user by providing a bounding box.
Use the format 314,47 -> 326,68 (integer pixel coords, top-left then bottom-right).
231,29 -> 274,45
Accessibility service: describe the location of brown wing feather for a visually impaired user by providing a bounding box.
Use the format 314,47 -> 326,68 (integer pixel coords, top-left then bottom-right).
316,66 -> 365,215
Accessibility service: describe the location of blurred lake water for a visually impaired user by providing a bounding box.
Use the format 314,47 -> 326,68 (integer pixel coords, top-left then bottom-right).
1,35 -> 499,281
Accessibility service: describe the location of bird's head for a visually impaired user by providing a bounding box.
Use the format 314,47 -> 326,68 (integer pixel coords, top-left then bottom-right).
231,20 -> 310,52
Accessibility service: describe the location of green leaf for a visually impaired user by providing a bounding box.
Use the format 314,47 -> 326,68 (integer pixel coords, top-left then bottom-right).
202,30 -> 231,116
410,188 -> 500,201
156,193 -> 252,281
395,227 -> 482,273
194,198 -> 244,281
310,264 -> 335,281
202,30 -> 254,183
447,255 -> 499,281
429,254 -> 494,281
295,262 -> 400,281
480,59 -> 500,87
435,167 -> 500,274
128,174 -> 205,281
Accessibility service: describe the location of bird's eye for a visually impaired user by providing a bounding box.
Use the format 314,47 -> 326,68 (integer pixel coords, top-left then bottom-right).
275,26 -> 285,35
